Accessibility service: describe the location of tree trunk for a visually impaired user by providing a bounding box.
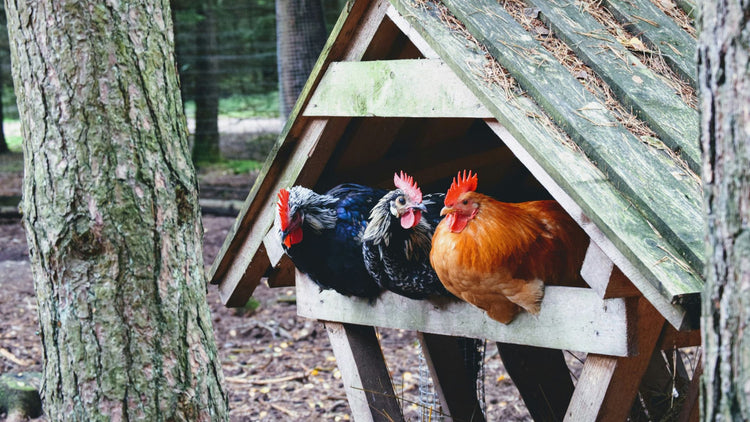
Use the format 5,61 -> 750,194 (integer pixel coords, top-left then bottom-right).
5,0 -> 228,420
698,0 -> 750,420
192,0 -> 221,164
276,0 -> 328,119
0,68 -> 7,155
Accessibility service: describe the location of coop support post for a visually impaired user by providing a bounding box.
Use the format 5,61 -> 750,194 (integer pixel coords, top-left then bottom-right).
676,354 -> 701,422
324,322 -> 404,422
565,297 -> 665,421
496,343 -> 575,422
635,325 -> 698,421
418,332 -> 486,422
580,240 -> 640,298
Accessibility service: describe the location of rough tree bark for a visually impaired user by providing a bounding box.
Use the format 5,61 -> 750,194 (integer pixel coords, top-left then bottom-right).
5,0 -> 228,420
276,0 -> 328,119
698,0 -> 750,419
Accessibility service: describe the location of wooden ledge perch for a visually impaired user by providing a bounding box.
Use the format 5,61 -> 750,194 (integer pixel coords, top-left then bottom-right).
296,270 -> 637,357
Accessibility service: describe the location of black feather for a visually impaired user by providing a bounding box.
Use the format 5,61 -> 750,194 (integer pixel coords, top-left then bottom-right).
278,184 -> 386,299
362,191 -> 450,299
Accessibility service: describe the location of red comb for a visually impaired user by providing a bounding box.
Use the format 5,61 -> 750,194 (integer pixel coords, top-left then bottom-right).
393,171 -> 422,203
445,170 -> 478,206
277,188 -> 290,231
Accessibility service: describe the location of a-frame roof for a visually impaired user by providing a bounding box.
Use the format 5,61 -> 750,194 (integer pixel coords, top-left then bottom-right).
209,0 -> 702,330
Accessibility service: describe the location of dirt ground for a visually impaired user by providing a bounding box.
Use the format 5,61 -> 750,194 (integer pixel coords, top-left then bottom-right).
0,147 -> 540,421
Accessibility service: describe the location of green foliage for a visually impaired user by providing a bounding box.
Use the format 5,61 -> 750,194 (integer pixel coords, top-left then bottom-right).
220,93 -> 279,118
3,118 -> 21,152
223,159 -> 263,174
195,158 -> 263,173
5,134 -> 21,152
184,92 -> 279,119
243,297 -> 261,314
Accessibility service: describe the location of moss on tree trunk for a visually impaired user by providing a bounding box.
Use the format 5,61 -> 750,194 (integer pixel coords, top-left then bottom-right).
5,0 -> 228,420
699,0 -> 750,419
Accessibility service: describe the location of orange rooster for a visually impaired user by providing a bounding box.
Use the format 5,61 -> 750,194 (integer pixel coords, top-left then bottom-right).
430,170 -> 588,324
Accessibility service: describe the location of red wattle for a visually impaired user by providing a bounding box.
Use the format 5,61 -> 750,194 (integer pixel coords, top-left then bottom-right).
448,213 -> 469,233
285,227 -> 303,247
400,209 -> 421,229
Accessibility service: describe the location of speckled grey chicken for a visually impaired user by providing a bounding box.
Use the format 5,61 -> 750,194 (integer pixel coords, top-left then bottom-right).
362,172 -> 484,409
361,172 -> 450,299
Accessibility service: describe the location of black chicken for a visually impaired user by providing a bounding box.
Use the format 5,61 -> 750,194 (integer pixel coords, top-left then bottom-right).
275,183 -> 386,299
362,172 -> 450,299
362,172 -> 485,410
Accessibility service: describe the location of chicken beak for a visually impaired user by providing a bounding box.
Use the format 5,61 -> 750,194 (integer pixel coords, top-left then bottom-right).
412,203 -> 428,212
440,206 -> 453,216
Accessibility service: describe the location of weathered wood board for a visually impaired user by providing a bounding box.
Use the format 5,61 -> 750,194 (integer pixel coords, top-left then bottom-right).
390,0 -> 702,328
486,121 -> 692,329
441,0 -> 703,274
581,240 -> 641,298
674,0 -> 697,18
296,271 -> 635,356
304,59 -> 492,118
565,299 -> 665,421
601,0 -> 697,85
385,5 -> 439,58
527,0 -> 700,172
325,322 -> 404,422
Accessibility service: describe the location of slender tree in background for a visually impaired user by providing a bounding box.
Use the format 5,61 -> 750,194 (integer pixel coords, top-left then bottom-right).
698,0 -> 750,419
0,85 -> 7,154
276,0 -> 328,119
5,0 -> 228,419
0,5 -> 7,155
192,0 -> 221,164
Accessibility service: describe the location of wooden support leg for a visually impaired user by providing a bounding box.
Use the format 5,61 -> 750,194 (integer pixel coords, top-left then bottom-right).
325,322 -> 404,422
676,354 -> 702,422
496,343 -> 574,422
418,333 -> 486,422
565,298 -> 665,421
637,346 -> 676,419
637,330 -> 693,420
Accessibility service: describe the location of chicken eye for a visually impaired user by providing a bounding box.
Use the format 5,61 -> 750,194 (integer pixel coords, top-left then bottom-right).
397,197 -> 406,206
462,199 -> 469,205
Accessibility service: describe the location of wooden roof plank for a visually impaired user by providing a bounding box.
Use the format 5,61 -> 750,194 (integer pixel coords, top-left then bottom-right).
385,4 -> 440,58
390,0 -> 700,328
440,0 -> 704,273
527,0 -> 700,172
485,121 -> 698,330
674,0 -> 697,18
304,59 -> 492,118
600,0 -> 697,84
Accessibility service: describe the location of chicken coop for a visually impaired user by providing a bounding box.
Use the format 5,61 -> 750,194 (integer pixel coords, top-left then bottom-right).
209,0 -> 702,419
